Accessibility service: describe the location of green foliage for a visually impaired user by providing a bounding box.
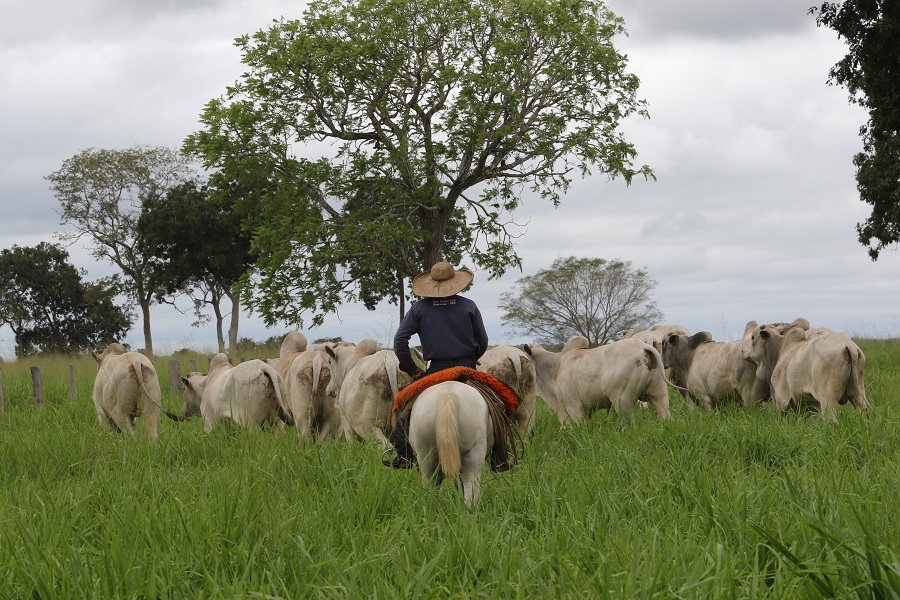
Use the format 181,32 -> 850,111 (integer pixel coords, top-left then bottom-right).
0,243 -> 132,356
46,145 -> 197,354
499,255 -> 663,346
812,1 -> 900,260
138,181 -> 255,352
185,0 -> 652,329
0,339 -> 897,596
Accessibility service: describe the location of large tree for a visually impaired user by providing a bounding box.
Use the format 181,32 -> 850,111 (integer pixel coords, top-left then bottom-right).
498,256 -> 663,347
138,181 -> 255,353
185,0 -> 651,328
47,145 -> 196,354
0,243 -> 133,357
811,1 -> 900,260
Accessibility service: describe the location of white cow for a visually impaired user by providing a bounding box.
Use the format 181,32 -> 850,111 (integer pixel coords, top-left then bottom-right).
525,336 -> 671,424
743,322 -> 871,419
91,342 -> 162,440
320,338 -> 379,398
619,324 -> 691,353
661,322 -> 769,410
477,345 -> 537,438
337,350 -> 410,447
181,353 -> 290,432
282,348 -> 338,439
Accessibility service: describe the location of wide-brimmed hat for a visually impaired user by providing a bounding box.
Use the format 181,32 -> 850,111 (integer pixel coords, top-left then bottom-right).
411,262 -> 474,298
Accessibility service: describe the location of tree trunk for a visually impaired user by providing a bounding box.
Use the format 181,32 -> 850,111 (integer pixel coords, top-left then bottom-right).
398,273 -> 406,321
140,298 -> 153,355
227,289 -> 240,355
212,299 -> 226,354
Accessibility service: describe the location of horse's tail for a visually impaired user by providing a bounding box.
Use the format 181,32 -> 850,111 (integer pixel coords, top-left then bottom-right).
434,390 -> 461,481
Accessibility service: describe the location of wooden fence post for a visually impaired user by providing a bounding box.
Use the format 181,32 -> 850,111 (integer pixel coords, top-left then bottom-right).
190,359 -> 197,373
170,360 -> 182,395
0,368 -> 4,414
31,366 -> 44,407
69,364 -> 77,403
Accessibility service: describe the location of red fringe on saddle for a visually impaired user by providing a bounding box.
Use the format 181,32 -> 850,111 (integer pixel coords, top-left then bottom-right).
393,366 -> 520,415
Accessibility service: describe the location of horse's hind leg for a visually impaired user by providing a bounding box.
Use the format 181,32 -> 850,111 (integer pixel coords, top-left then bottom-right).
418,451 -> 441,488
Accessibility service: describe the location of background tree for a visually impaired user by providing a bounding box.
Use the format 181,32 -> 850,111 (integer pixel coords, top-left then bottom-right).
811,1 -> 900,260
137,181 -> 255,353
47,145 -> 196,354
0,243 -> 133,357
498,256 -> 663,347
184,0 -> 651,328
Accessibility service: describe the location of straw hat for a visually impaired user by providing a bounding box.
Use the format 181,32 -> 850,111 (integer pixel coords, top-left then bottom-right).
411,262 -> 474,298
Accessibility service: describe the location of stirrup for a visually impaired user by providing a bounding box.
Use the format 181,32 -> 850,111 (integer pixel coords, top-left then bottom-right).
381,447 -> 415,469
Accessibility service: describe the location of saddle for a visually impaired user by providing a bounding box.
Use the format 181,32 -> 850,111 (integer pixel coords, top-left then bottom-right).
393,366 -> 523,468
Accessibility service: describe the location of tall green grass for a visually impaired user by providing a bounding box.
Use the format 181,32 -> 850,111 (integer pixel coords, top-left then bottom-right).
0,342 -> 897,598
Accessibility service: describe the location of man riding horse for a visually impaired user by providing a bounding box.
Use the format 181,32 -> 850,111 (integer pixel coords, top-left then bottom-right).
385,261 -> 514,472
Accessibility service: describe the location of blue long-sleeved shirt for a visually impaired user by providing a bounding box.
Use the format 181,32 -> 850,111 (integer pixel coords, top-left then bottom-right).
393,295 -> 489,376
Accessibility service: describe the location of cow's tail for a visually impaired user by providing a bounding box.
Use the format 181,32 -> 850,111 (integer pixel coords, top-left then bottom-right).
308,352 -> 327,425
642,342 -> 689,395
131,361 -> 184,422
262,362 -> 294,426
435,389 -> 461,481
386,353 -> 400,398
845,345 -> 870,411
508,353 -> 524,398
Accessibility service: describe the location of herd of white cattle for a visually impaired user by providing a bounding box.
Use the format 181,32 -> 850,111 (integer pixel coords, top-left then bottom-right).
91,317 -> 871,445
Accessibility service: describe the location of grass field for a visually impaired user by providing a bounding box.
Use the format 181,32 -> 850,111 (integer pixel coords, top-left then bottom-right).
0,342 -> 897,598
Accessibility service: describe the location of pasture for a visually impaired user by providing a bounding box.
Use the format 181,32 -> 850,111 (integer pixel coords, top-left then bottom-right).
0,341 -> 898,598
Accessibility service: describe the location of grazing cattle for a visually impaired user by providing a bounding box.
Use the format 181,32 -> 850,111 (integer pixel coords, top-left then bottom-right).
181,353 -> 291,432
267,331 -> 310,376
337,350 -> 409,447
409,381 -> 494,507
619,324 -> 691,353
743,322 -> 871,419
282,348 -> 338,439
91,343 -> 162,440
525,336 -> 671,424
477,345 -> 537,437
661,322 -> 769,410
320,338 -> 379,398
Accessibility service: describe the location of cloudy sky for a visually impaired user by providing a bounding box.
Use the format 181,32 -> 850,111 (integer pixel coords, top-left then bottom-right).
2,0 -> 897,358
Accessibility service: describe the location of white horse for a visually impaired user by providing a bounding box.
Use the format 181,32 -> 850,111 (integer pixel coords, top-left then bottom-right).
408,381 -> 494,507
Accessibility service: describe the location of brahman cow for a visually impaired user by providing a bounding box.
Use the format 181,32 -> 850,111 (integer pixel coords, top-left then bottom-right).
181,353 -> 291,432
742,321 -> 871,419
661,322 -> 769,410
477,345 -> 537,438
266,331 -> 342,440
91,342 -> 162,440
282,347 -> 339,439
319,338 -> 379,399
337,349 -> 410,447
525,336 -> 671,424
618,324 -> 691,353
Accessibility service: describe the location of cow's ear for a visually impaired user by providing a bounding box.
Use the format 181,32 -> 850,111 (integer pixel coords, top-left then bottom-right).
667,334 -> 680,345
760,330 -> 771,340
522,344 -> 532,356
325,346 -> 336,359
181,376 -> 191,388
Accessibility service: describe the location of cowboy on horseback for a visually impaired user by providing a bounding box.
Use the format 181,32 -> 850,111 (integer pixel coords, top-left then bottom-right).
385,261 -> 513,472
